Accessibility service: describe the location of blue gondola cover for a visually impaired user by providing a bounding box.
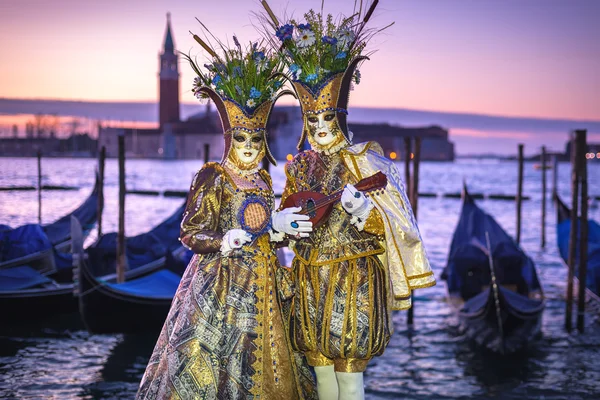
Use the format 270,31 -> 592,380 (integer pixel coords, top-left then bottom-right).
0,265 -> 53,291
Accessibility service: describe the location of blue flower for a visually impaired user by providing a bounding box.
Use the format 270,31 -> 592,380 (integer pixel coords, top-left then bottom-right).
289,64 -> 299,73
335,51 -> 347,59
249,87 -> 262,98
276,24 -> 294,41
305,73 -> 318,82
297,23 -> 311,31
232,66 -> 242,78
235,85 -> 243,96
253,51 -> 265,62
322,36 -> 338,45
212,75 -> 222,85
273,81 -> 283,89
215,63 -> 227,74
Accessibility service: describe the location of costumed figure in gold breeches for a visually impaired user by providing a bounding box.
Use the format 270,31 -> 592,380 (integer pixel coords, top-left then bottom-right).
136,29 -> 316,400
258,2 -> 436,399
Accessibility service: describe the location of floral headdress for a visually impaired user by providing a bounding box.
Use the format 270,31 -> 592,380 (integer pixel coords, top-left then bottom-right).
257,1 -> 391,149
183,20 -> 293,165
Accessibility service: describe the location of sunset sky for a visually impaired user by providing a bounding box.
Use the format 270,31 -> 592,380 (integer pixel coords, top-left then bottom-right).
1,0 -> 599,122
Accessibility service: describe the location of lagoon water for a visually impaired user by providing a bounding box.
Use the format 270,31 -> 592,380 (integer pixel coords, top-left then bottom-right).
1,156 -> 600,399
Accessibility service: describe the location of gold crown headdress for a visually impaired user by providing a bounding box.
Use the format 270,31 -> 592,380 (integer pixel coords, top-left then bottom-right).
183,20 -> 294,165
258,1 -> 392,149
194,86 -> 294,165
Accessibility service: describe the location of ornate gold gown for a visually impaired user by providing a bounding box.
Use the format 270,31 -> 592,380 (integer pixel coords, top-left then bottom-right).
137,162 -> 316,400
280,150 -> 392,373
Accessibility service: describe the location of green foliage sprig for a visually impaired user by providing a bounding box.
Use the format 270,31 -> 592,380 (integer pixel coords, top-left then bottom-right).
183,23 -> 285,112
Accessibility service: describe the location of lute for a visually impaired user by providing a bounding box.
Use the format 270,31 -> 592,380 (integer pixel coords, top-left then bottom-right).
281,171 -> 388,228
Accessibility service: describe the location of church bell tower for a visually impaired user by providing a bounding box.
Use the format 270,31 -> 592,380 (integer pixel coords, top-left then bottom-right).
159,13 -> 180,128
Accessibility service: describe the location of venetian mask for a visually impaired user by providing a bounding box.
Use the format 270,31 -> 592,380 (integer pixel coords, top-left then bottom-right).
305,111 -> 346,152
228,129 -> 266,170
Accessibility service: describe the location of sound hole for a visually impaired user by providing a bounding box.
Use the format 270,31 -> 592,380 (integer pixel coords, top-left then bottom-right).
306,198 -> 316,218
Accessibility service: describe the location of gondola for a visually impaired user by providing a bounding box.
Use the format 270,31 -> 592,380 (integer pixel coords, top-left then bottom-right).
441,185 -> 545,353
554,194 -> 600,296
72,202 -> 189,334
0,178 -> 100,324
0,174 -> 100,276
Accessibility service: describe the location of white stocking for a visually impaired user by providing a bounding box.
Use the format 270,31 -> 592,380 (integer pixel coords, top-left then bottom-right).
314,365 -> 338,400
335,371 -> 365,400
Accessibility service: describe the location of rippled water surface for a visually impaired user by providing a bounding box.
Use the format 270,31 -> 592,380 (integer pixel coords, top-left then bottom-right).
1,157 -> 600,399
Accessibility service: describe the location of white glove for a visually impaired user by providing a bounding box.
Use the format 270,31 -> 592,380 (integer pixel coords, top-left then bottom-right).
271,207 -> 313,238
220,229 -> 252,255
341,183 -> 374,231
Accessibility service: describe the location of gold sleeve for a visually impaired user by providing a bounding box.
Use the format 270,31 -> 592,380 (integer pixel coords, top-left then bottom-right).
363,207 -> 385,236
179,163 -> 224,254
278,162 -> 298,211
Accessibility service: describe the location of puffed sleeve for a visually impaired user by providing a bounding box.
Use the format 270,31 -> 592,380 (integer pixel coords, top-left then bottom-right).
179,163 -> 225,254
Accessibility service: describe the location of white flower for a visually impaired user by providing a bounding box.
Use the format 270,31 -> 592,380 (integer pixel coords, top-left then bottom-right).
295,30 -> 316,48
257,59 -> 268,72
335,29 -> 355,49
268,87 -> 277,100
246,98 -> 257,108
193,76 -> 202,87
194,90 -> 203,100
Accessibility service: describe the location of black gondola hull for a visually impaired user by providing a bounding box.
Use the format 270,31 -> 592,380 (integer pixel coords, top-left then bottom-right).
0,285 -> 78,322
455,286 -> 544,353
77,260 -> 172,334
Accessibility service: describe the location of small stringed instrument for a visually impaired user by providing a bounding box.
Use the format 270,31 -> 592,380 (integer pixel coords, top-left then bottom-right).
281,171 -> 388,228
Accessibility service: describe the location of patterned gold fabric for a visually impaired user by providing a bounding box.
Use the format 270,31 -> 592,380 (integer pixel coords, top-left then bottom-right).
279,150 -> 391,372
137,163 -> 317,400
341,142 -> 436,310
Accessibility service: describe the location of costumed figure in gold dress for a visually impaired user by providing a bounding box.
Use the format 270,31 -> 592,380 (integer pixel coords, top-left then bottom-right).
258,2 -> 437,399
136,28 -> 316,400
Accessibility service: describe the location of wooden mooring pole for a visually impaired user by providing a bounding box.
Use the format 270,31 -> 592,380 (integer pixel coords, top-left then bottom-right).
37,150 -> 42,224
552,155 -> 558,201
117,135 -> 127,283
408,137 -> 422,325
541,146 -> 547,248
97,146 -> 106,238
516,144 -> 524,245
412,137 -> 422,220
566,132 -> 580,332
403,137 -> 417,324
577,130 -> 588,333
204,143 -> 210,165
404,137 -> 412,194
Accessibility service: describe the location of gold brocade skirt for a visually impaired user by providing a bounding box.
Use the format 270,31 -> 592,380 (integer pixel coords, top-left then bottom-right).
288,254 -> 391,373
136,241 -> 316,400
